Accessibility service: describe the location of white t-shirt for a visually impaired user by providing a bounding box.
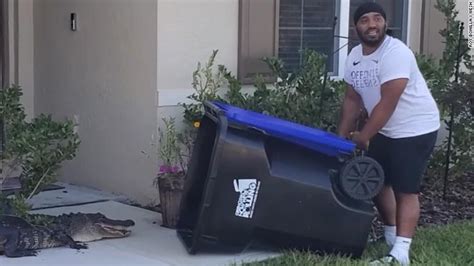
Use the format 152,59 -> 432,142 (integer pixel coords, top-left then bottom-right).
344,36 -> 440,138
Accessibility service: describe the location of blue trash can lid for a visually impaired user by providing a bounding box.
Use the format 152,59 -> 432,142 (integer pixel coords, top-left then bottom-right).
212,101 -> 355,157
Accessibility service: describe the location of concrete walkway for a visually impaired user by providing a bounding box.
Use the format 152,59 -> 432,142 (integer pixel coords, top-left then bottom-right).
0,183 -> 280,266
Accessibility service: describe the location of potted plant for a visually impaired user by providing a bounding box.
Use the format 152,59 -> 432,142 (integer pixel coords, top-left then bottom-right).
153,117 -> 189,228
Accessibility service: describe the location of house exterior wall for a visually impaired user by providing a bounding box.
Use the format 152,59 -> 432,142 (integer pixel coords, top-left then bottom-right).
421,0 -> 446,58
33,0 -> 158,204
16,0 -> 35,119
157,0 -> 427,108
457,0 -> 473,57
5,0 -> 35,120
421,0 -> 472,59
8,0 -> 468,205
156,0 -> 239,108
10,0 -> 238,205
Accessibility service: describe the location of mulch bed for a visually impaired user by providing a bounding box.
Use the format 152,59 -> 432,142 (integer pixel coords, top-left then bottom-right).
419,171 -> 474,225
370,171 -> 474,242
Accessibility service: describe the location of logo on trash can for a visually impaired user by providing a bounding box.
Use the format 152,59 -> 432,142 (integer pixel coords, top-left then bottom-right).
233,179 -> 260,219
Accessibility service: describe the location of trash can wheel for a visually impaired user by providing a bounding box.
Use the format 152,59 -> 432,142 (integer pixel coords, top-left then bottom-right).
339,156 -> 384,200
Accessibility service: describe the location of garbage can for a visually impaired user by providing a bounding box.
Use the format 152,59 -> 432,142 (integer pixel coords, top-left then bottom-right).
177,101 -> 383,257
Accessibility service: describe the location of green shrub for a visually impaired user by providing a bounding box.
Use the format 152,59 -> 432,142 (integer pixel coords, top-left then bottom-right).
1,85 -> 80,216
416,0 -> 473,179
181,49 -> 345,133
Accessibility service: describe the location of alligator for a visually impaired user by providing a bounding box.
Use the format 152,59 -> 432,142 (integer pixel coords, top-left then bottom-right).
0,212 -> 135,257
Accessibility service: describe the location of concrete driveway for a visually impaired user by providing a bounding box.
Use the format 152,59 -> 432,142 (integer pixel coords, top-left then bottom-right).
0,183 -> 280,266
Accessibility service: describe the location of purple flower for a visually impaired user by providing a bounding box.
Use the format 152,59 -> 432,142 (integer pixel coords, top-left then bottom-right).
159,165 -> 171,173
159,164 -> 182,174
171,166 -> 180,173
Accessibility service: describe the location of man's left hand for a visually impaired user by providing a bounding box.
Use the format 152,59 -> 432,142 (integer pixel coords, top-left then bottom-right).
350,131 -> 370,150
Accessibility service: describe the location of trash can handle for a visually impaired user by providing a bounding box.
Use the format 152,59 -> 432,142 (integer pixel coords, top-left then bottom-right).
203,100 -> 225,119
247,126 -> 268,135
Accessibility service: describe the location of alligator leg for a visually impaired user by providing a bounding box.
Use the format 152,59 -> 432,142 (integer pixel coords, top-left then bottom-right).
2,229 -> 38,257
54,231 -> 88,250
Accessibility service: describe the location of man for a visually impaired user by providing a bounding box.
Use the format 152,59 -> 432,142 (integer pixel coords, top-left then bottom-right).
338,2 -> 440,265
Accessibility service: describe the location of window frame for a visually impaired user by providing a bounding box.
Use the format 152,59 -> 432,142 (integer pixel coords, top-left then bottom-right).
237,0 -> 410,82
277,0 -> 341,75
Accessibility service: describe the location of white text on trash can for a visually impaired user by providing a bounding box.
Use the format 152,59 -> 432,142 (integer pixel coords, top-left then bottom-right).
233,179 -> 260,219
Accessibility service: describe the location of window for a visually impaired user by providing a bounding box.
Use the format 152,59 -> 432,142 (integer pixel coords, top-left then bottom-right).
238,0 -> 408,83
348,0 -> 407,51
278,0 -> 338,73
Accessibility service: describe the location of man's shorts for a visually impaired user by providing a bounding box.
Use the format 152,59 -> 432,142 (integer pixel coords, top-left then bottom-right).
367,130 -> 438,194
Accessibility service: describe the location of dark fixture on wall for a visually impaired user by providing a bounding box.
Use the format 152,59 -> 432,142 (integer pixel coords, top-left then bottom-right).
70,13 -> 77,31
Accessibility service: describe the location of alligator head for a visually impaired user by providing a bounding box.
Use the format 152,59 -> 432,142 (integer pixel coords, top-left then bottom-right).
54,212 -> 135,242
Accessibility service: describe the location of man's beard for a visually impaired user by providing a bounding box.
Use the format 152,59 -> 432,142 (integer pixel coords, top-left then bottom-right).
356,25 -> 387,47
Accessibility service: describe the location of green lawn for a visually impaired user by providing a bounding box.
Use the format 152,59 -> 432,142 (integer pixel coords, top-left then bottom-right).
242,220 -> 474,266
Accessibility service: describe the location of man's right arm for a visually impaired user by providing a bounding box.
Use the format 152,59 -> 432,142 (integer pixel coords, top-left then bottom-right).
338,84 -> 363,138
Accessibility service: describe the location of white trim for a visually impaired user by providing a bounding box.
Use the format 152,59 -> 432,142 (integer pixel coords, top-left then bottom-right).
406,0 -> 411,45
156,1 -> 159,108
158,89 -> 194,107
336,0 -> 350,79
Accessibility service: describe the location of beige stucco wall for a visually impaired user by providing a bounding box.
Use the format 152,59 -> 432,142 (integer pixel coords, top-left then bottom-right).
6,0 -> 15,89
421,0 -> 445,58
421,0 -> 472,58
5,0 -> 35,119
156,0 -> 238,109
17,0 -> 35,119
9,0 -> 238,205
33,0 -> 158,204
